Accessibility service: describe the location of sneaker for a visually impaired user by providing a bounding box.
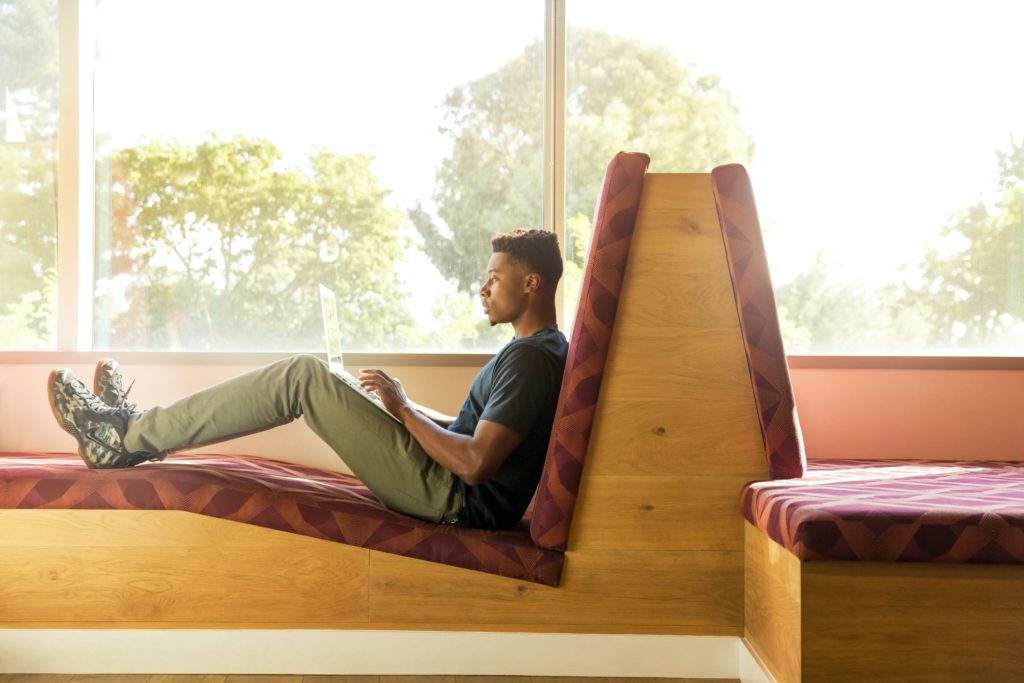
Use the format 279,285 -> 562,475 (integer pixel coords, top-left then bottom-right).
93,358 -> 135,410
47,368 -> 153,469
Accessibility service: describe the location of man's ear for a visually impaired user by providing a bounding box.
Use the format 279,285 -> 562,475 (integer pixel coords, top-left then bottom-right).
525,273 -> 540,293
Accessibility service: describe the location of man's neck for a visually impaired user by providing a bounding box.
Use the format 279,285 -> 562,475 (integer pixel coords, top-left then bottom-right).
511,304 -> 558,339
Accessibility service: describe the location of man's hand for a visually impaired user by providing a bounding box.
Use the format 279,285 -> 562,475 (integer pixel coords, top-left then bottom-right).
357,368 -> 411,416
357,368 -> 521,485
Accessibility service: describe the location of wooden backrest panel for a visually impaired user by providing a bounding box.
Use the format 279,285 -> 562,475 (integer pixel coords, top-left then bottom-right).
531,152 -> 650,551
569,173 -> 769,553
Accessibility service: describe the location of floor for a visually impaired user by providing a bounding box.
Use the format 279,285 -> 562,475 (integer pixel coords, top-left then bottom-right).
0,677 -> 734,683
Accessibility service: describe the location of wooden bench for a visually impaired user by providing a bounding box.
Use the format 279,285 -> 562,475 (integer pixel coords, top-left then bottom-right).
712,164 -> 1024,683
0,156 -> 773,643
11,158 -> 1015,683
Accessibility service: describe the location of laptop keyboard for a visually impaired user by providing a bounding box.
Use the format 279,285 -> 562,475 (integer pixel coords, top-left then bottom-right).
334,368 -> 400,421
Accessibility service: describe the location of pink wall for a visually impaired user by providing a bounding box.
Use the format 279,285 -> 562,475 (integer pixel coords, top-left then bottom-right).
6,359 -> 1024,464
790,367 -> 1024,461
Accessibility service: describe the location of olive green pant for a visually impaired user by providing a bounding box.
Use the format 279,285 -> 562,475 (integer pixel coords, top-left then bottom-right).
123,354 -> 464,524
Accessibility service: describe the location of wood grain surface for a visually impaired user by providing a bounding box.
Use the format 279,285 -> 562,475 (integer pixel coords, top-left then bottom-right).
369,548 -> 742,633
802,560 -> 1024,683
743,523 -> 800,683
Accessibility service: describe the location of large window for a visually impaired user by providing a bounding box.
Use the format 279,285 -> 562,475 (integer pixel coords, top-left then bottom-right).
0,0 -> 58,350
93,0 -> 543,351
566,0 -> 1024,354
4,1 -> 1024,356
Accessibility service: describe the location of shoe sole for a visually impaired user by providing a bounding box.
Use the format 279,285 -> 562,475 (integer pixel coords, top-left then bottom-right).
47,369 -> 97,469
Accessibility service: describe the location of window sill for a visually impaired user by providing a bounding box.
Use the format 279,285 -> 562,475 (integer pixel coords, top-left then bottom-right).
3,352 -> 1023,370
0,351 -> 494,367
787,355 -> 1024,370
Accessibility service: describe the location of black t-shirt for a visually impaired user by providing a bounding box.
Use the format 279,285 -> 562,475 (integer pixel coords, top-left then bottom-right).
448,325 -> 568,529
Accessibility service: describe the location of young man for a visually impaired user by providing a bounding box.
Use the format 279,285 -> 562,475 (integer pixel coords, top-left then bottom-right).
47,229 -> 568,530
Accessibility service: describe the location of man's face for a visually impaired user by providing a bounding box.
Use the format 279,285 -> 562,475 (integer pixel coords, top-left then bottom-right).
480,252 -> 530,326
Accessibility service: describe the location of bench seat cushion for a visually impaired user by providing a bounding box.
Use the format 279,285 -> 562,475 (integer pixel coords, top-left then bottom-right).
0,452 -> 564,585
742,459 -> 1024,564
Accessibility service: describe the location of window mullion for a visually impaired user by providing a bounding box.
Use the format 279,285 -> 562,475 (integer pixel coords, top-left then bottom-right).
56,0 -> 95,352
545,0 -> 566,327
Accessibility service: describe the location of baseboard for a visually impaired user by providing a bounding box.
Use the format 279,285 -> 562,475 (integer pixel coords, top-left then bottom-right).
0,630 -> 773,678
739,638 -> 778,683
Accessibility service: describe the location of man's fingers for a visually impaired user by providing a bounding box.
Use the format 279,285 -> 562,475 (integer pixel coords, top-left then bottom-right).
357,369 -> 400,395
358,368 -> 393,381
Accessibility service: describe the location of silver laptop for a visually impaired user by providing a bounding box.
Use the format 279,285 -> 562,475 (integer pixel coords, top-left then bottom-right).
319,284 -> 400,422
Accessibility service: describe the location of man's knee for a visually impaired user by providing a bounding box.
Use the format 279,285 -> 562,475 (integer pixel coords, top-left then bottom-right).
285,353 -> 328,381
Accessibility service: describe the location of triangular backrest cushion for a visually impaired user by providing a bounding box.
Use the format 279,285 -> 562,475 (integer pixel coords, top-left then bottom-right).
529,151 -> 650,551
711,164 -> 806,479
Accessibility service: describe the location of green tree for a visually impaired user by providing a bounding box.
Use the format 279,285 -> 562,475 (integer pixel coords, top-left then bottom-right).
775,253 -> 931,354
102,136 -> 414,350
0,0 -> 58,349
904,138 -> 1024,348
412,28 -> 754,296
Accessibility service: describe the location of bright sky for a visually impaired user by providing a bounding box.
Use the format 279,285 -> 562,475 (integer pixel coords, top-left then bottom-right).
94,0 -> 1024,306
574,0 -> 1024,285
94,0 -> 542,332
94,0 -> 542,214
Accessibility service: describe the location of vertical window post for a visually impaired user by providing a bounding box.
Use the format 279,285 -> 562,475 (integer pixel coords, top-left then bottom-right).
56,0 -> 94,351
545,0 -> 566,327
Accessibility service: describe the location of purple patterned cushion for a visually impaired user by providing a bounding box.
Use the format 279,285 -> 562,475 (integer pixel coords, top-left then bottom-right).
529,151 -> 650,551
743,459 -> 1024,563
711,164 -> 806,480
0,452 -> 564,585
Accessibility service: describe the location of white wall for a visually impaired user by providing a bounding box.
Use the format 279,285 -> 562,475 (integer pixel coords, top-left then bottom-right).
0,357 -> 483,473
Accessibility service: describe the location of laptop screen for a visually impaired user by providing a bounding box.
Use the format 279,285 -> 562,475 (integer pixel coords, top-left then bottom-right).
319,284 -> 345,371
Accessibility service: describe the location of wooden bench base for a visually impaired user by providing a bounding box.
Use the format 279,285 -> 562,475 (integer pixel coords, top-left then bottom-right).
0,509 -> 742,634
745,521 -> 1024,682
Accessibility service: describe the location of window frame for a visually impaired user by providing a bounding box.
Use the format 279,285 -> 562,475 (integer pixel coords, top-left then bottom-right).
51,0 -> 563,360
5,0 -> 1016,369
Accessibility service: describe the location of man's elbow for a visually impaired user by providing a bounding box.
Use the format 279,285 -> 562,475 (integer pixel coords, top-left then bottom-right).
460,464 -> 490,487
461,472 -> 484,487
460,450 -> 495,487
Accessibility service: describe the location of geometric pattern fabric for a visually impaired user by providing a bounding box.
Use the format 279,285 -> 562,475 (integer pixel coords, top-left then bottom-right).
710,164 -> 806,480
530,151 -> 651,551
0,452 -> 565,585
743,459 -> 1024,563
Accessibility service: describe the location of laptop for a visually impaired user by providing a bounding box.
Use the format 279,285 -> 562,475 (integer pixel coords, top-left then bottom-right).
319,284 -> 401,422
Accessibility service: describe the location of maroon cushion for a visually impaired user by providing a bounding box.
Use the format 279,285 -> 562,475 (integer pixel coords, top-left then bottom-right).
742,459 -> 1024,564
711,164 -> 806,480
529,151 -> 650,551
0,452 -> 565,585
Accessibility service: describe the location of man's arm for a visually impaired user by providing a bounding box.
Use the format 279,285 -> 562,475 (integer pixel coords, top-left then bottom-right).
407,401 -> 456,428
358,369 -> 522,486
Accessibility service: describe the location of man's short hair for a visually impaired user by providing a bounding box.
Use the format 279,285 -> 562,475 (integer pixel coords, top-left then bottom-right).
491,229 -> 563,289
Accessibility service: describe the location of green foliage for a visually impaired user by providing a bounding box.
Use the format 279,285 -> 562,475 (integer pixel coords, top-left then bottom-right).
0,138 -> 56,319
775,253 -> 931,354
0,0 -> 58,349
0,0 -> 57,99
6,6 -> 1022,357
903,138 -> 1024,348
0,267 -> 54,349
102,136 -> 414,350
412,28 -> 755,298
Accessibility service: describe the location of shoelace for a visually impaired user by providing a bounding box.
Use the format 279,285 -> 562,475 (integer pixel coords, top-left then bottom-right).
109,401 -> 138,425
68,376 -> 113,414
66,375 -> 138,430
119,379 -> 137,412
